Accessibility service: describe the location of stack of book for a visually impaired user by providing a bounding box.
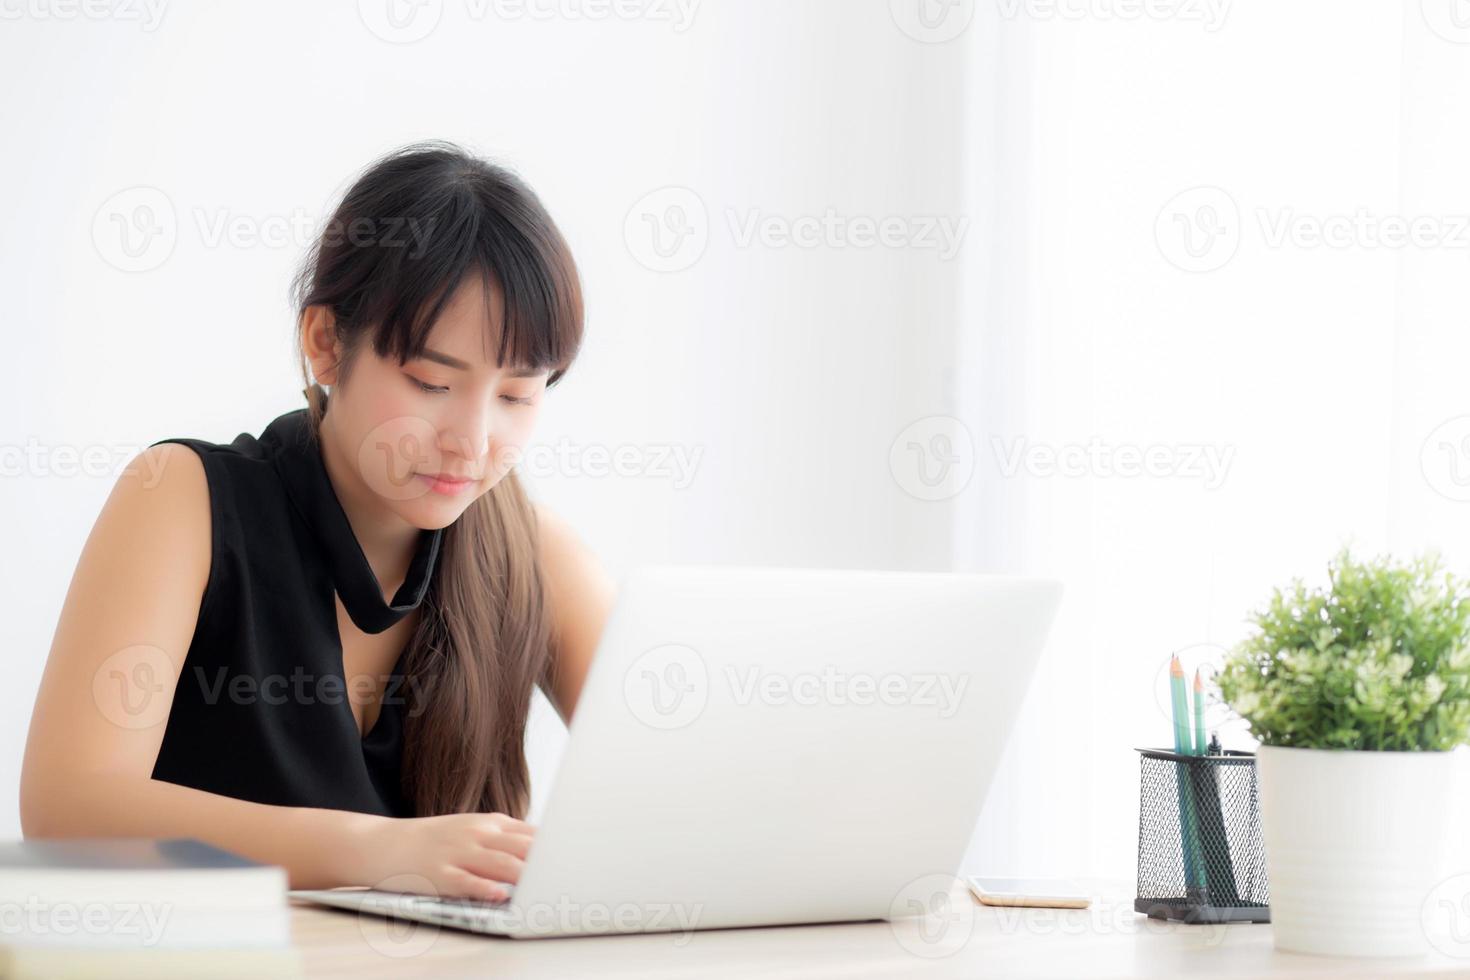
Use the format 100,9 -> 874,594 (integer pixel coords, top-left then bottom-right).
0,838 -> 301,979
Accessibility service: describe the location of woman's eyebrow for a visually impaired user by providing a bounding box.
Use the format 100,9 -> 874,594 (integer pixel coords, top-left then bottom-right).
419,347 -> 472,370
418,347 -> 546,377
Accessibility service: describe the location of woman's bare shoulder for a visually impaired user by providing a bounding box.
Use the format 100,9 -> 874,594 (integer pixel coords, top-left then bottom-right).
21,442 -> 214,824
105,443 -> 211,555
531,501 -> 617,723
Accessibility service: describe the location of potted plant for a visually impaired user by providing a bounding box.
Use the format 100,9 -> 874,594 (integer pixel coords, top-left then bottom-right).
1219,548 -> 1470,958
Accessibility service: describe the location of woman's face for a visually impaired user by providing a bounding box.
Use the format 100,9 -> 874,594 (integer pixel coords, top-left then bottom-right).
320,275 -> 550,531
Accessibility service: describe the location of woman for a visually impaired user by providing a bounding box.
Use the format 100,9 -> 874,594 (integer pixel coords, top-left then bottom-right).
19,141 -> 616,903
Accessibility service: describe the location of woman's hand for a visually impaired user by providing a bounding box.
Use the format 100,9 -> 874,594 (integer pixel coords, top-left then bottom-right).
347,811 -> 536,902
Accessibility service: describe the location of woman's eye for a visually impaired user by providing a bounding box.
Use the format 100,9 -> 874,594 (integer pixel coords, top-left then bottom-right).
407,371 -> 533,402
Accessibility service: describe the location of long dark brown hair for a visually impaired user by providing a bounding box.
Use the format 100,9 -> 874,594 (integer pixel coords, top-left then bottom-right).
290,141 -> 583,817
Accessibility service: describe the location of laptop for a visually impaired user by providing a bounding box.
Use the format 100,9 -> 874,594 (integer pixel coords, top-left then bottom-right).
291,564 -> 1062,939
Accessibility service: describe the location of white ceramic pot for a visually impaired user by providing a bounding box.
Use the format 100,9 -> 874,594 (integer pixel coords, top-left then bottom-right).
1256,744 -> 1454,958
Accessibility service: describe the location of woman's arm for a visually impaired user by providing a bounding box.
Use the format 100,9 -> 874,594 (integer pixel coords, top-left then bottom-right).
19,444 -> 381,889
534,502 -> 617,727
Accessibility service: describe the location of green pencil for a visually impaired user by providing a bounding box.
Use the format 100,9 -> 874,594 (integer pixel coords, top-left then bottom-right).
1193,669 -> 1207,757
1170,656 -> 1206,901
1169,655 -> 1193,756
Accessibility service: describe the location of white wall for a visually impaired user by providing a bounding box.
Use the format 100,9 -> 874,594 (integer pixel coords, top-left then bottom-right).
0,2 -> 964,835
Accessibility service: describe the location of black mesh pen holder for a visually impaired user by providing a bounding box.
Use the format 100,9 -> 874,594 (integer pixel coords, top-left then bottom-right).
1135,748 -> 1270,924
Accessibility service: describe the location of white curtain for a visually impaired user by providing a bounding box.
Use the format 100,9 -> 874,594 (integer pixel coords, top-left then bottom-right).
953,2 -> 1470,879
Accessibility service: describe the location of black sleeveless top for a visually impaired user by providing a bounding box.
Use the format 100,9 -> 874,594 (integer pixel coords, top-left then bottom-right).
148,408 -> 443,817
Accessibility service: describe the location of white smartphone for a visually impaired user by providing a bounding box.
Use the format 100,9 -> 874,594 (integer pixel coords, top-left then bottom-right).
965,875 -> 1091,909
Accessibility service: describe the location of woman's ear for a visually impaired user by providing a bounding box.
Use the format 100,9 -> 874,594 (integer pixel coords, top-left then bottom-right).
301,306 -> 343,386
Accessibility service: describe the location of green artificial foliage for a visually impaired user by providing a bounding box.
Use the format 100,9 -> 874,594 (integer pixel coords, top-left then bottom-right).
1219,548 -> 1470,751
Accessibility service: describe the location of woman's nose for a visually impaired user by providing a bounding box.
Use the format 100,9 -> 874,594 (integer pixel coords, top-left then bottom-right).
440,411 -> 492,469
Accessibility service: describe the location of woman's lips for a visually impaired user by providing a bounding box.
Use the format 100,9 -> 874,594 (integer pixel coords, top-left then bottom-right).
417,472 -> 475,496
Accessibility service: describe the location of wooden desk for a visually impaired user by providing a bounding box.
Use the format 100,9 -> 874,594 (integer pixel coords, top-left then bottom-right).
283,881 -> 1470,978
